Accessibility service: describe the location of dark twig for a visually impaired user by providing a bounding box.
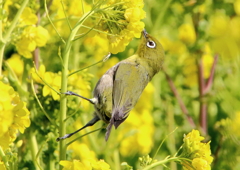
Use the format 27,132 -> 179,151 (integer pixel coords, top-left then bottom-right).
164,70 -> 196,128
197,58 -> 207,134
197,55 -> 218,135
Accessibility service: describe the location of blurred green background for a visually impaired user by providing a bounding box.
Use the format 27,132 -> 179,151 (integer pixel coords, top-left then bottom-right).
1,0 -> 240,169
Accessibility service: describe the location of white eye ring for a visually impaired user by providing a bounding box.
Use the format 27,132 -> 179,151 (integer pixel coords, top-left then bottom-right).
146,40 -> 156,48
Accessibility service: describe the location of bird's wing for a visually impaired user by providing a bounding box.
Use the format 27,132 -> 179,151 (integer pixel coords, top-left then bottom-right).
105,61 -> 150,140
93,64 -> 119,121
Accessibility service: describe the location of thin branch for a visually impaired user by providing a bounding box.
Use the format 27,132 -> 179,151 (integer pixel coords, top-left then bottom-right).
68,52 -> 111,77
60,0 -> 72,30
33,62 -> 61,95
44,0 -> 66,44
66,127 -> 104,146
164,70 -> 196,128
197,58 -> 205,96
30,77 -> 55,125
197,58 -> 207,134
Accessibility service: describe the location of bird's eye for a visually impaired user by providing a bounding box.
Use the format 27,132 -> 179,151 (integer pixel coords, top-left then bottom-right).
146,40 -> 156,48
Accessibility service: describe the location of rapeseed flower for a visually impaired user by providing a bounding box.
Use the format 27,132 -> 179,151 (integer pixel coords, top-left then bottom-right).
15,26 -> 49,58
0,82 -> 30,150
99,0 -> 145,54
234,0 -> 240,15
31,65 -> 92,102
5,54 -> 24,79
68,142 -> 97,163
180,129 -> 213,170
19,7 -> 38,26
208,11 -> 229,38
49,0 -> 145,54
178,23 -> 196,45
60,159 -> 111,170
202,43 -> 214,78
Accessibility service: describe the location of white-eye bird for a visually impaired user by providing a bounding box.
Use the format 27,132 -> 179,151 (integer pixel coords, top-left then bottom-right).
57,29 -> 165,141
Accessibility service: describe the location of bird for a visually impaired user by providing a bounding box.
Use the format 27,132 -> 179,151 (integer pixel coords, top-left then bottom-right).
57,29 -> 165,141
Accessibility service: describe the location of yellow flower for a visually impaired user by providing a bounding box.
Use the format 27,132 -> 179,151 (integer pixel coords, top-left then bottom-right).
217,111 -> 240,137
124,7 -> 145,22
16,26 -> 49,58
182,55 -> 198,87
97,0 -> 145,54
31,65 -> 61,100
230,16 -> 240,42
0,161 -> 6,170
181,129 -> 213,170
31,65 -> 92,102
49,0 -> 145,53
231,111 -> 240,136
19,7 -> 38,26
192,158 -> 211,170
208,11 -> 229,38
60,159 -> 111,170
178,23 -> 196,45
91,160 -> 111,170
68,142 -> 97,162
5,54 -> 24,78
42,72 -> 61,100
0,82 -> 30,150
202,43 -> 214,78
0,83 -> 14,136
31,65 -> 46,84
234,0 -> 240,15
60,160 -> 88,170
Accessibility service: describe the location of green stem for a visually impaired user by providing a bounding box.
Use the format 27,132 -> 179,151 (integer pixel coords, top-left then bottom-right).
68,52 -> 111,77
58,10 -> 95,166
113,150 -> 120,170
48,154 -> 55,170
0,146 -> 9,170
167,105 -> 177,170
3,0 -> 29,41
29,131 -> 40,170
44,0 -> 65,44
0,0 -> 29,76
30,78 -> 55,124
143,157 -> 181,170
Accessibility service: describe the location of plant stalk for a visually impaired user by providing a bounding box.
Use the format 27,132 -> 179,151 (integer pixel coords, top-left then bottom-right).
58,10 -> 95,166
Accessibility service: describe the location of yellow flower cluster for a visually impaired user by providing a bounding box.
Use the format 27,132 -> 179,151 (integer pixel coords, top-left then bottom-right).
178,23 -> 196,45
68,142 -> 97,163
32,65 -> 92,104
101,0 -> 146,54
60,159 -> 111,170
216,111 -> 240,137
15,26 -> 49,58
0,81 -> 30,150
118,83 -> 155,156
209,10 -> 240,59
4,54 -> 24,80
181,129 -> 213,170
15,7 -> 49,58
50,0 -> 145,54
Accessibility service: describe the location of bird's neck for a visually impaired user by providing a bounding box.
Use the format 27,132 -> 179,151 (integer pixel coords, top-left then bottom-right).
128,54 -> 161,79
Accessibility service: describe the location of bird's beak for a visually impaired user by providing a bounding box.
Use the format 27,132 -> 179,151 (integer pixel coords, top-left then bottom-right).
142,29 -> 148,39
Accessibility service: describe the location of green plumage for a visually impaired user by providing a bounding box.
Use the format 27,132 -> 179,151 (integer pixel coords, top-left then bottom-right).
93,30 -> 165,140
